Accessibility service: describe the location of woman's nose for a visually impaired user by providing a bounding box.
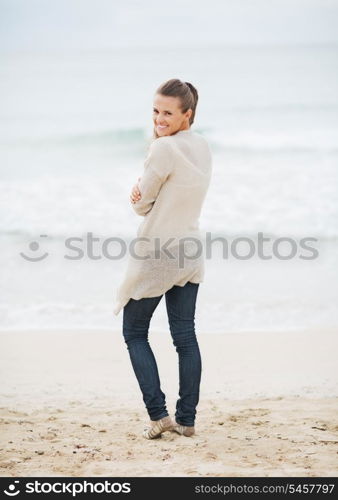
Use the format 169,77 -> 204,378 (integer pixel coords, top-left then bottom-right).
157,114 -> 166,123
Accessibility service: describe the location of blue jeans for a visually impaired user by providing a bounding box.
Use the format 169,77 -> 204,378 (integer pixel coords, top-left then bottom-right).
122,281 -> 201,427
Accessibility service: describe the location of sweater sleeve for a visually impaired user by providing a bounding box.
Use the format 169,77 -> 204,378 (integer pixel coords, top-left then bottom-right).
132,138 -> 173,216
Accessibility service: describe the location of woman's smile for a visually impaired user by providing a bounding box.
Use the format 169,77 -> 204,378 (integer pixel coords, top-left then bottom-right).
153,93 -> 192,137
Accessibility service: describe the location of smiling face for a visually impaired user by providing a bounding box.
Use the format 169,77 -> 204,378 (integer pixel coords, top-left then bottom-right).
153,93 -> 192,137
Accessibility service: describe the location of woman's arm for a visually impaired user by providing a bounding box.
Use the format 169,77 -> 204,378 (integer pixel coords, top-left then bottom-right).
130,139 -> 173,216
131,170 -> 166,216
130,178 -> 141,204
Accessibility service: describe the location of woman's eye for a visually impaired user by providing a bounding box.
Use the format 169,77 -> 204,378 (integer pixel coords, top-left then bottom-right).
153,110 -> 171,115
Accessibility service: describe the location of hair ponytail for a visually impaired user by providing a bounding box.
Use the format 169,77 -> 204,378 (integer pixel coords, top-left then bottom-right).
184,81 -> 199,112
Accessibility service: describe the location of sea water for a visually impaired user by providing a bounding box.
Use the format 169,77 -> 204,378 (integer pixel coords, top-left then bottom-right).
1,45 -> 337,332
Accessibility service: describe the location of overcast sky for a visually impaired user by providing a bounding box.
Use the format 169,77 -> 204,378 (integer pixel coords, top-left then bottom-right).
1,0 -> 338,51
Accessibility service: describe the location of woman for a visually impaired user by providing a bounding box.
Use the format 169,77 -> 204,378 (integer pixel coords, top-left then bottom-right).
113,78 -> 212,439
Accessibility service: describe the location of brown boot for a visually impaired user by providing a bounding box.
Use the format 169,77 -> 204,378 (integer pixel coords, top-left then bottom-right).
172,421 -> 195,437
142,416 -> 174,439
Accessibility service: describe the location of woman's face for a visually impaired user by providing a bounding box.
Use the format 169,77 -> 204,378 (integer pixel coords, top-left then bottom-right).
153,93 -> 192,137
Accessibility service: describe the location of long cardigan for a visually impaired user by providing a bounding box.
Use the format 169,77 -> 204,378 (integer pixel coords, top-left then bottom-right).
113,128 -> 212,315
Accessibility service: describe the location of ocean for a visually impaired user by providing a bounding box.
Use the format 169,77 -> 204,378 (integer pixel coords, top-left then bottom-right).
1,45 -> 337,333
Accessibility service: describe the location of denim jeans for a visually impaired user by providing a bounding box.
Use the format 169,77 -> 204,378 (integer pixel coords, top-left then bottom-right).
122,281 -> 201,427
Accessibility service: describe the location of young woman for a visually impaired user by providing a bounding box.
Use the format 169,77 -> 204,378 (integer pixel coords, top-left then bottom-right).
113,78 -> 212,439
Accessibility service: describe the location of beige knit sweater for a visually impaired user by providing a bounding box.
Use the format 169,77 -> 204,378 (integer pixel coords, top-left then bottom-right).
113,128 -> 212,315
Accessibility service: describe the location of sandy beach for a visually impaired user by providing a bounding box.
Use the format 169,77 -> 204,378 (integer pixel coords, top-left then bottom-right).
0,328 -> 337,477
2,0 -> 338,482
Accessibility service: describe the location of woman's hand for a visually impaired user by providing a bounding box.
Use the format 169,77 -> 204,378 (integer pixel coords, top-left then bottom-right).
130,177 -> 142,204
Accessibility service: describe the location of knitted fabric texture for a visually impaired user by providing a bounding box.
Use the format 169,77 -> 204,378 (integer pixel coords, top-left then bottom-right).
113,128 -> 212,315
